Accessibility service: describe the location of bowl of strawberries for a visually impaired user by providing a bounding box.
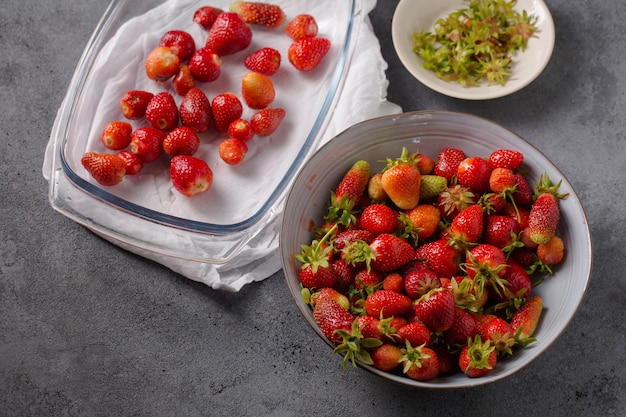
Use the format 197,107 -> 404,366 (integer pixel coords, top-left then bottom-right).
280,110 -> 592,388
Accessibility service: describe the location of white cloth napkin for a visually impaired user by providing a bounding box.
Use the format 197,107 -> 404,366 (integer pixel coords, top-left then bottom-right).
43,0 -> 401,291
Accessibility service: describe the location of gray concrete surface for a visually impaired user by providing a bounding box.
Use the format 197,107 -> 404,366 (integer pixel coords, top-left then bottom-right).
2,0 -> 625,416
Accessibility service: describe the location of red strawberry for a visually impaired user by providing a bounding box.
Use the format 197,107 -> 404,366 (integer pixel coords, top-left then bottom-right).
333,229 -> 375,251
526,192 -> 560,245
250,107 -> 285,136
244,47 -> 281,76
144,46 -> 180,81
382,272 -> 404,293
313,298 -> 354,345
448,203 -> 484,246
179,87 -> 212,133
442,307 -> 478,346
477,315 -> 516,356
193,6 -> 223,31
369,234 -> 415,272
513,173 -> 533,206
488,149 -> 524,170
371,343 -> 403,372
241,71 -> 275,109
129,127 -> 166,163
483,214 -> 521,249
458,335 -> 497,377
405,204 -> 441,241
416,153 -> 436,174
413,288 -> 456,332
334,160 -> 370,207
119,90 -> 154,120
403,265 -> 440,300
227,118 -> 254,141
145,92 -> 179,131
116,150 -> 143,175
380,148 -> 422,210
295,230 -> 337,290
400,344 -> 440,382
188,47 -> 222,82
364,289 -> 413,318
415,239 -> 462,278
211,93 -> 243,133
172,64 -> 196,96
288,37 -> 331,71
218,138 -> 248,165
159,30 -> 195,61
437,184 -> 476,220
81,152 -> 125,186
495,259 -> 531,303
100,121 -> 132,151
230,1 -> 286,28
358,204 -> 398,235
354,268 -> 384,291
396,321 -> 432,348
169,155 -> 213,197
465,244 -> 509,298
163,126 -> 200,156
205,12 -> 252,56
434,147 -> 466,181
310,287 -> 350,310
457,156 -> 492,193
285,14 -> 318,40
330,258 -> 356,293
355,315 -> 384,341
510,295 -> 543,340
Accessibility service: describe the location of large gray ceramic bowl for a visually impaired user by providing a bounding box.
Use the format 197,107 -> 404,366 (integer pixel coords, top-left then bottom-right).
280,110 -> 591,388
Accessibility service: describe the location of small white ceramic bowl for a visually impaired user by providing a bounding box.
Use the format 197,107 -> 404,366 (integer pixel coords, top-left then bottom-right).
280,111 -> 591,388
391,0 -> 555,100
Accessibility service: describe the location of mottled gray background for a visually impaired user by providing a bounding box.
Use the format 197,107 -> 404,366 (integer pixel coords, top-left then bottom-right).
1,0 -> 624,416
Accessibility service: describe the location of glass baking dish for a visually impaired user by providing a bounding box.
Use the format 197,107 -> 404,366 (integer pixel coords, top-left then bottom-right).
47,0 -> 363,263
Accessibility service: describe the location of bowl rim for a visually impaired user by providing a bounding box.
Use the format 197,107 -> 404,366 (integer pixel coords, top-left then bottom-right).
281,109 -> 593,388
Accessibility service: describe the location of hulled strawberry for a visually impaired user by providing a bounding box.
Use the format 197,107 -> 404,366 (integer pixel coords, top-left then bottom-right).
179,88 -> 212,133
145,46 -> 180,81
170,155 -> 213,197
119,90 -> 154,120
285,14 -> 318,40
163,126 -> 200,156
244,47 -> 281,76
288,37 -> 331,71
414,288 -> 456,332
230,1 -> 286,28
212,92 -> 243,133
459,335 -> 497,378
130,127 -> 166,163
193,6 -> 223,31
241,71 -> 275,109
81,152 -> 125,186
100,121 -> 132,151
172,65 -> 196,96
205,11 -> 252,56
381,148 -> 422,210
159,30 -> 195,62
116,150 -> 143,175
218,138 -> 248,165
250,108 -> 285,136
188,47 -> 222,82
145,92 -> 179,131
228,118 -> 255,141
